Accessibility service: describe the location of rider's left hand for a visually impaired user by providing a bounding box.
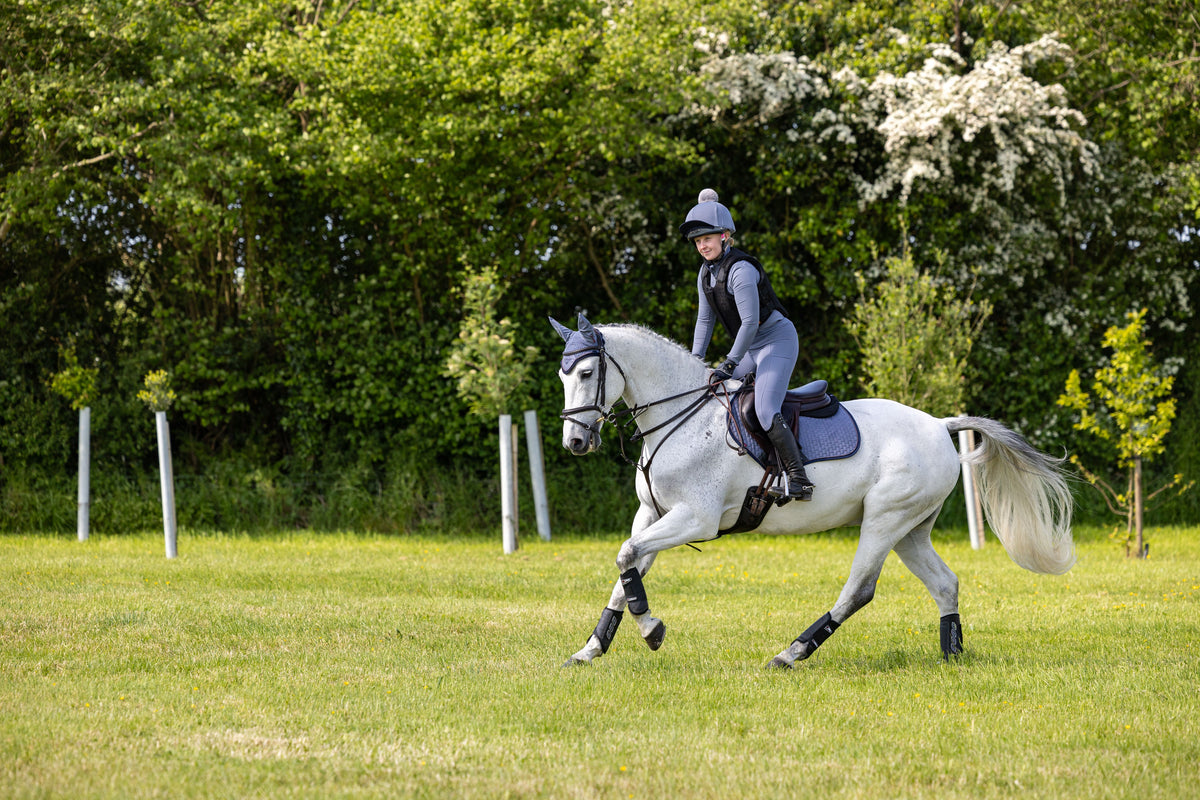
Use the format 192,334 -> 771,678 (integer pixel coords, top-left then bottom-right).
710,360 -> 737,382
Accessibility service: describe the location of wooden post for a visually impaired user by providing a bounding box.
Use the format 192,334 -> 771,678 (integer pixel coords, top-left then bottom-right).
499,415 -> 518,553
77,407 -> 90,542
959,429 -> 984,549
156,411 -> 178,559
524,409 -> 551,541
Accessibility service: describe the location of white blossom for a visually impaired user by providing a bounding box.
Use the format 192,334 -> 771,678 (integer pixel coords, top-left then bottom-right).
689,33 -> 1099,211
690,51 -> 829,122
860,36 -> 1100,207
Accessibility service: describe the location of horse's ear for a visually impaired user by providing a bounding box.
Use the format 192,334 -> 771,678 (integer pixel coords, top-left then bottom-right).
577,312 -> 597,343
549,316 -> 573,342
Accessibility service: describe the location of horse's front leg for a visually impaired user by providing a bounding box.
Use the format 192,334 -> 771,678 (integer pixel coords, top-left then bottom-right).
563,503 -> 713,666
616,501 -> 716,649
561,550 -> 661,667
562,551 -> 659,667
563,505 -> 660,667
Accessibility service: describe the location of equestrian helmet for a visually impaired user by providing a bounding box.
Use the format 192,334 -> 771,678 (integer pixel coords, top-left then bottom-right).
679,188 -> 736,240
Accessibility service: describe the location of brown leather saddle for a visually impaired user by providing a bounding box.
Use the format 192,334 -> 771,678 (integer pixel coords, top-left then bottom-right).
719,380 -> 860,535
727,380 -> 858,469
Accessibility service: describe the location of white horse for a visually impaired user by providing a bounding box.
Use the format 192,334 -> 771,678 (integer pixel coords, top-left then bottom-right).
551,314 -> 1075,668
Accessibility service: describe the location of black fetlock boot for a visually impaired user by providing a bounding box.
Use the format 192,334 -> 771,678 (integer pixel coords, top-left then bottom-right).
766,413 -> 814,501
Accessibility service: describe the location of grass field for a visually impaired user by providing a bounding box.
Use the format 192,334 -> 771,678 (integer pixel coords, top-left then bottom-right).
2,526 -> 1197,799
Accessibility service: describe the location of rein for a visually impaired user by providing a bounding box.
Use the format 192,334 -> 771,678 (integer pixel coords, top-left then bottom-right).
607,385 -> 713,465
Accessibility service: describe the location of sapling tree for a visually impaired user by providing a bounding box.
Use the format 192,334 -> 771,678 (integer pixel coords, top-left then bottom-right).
847,241 -> 992,418
48,339 -> 99,412
443,265 -> 542,553
1057,310 -> 1190,558
49,339 -> 99,541
137,369 -> 177,414
139,369 -> 179,558
443,266 -> 539,420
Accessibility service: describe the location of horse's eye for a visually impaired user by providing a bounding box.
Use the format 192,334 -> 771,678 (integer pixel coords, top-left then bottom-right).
579,369 -> 594,380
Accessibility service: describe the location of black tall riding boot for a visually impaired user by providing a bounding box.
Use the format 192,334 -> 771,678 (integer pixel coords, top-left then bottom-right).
766,413 -> 815,501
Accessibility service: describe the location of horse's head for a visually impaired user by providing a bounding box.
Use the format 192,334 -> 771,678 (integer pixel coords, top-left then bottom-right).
550,313 -> 626,455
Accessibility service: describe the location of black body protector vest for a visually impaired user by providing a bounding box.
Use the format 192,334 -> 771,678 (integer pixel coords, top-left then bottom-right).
700,247 -> 790,340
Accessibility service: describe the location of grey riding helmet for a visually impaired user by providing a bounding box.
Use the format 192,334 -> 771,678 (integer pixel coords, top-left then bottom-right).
678,188 -> 736,240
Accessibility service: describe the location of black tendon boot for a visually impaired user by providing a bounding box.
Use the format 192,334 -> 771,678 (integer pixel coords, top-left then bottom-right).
766,413 -> 815,501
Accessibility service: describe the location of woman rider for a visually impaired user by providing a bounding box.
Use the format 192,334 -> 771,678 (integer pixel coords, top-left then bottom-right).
679,188 -> 814,501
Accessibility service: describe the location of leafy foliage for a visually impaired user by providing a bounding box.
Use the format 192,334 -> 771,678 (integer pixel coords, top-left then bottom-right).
1059,311 -> 1177,468
847,242 -> 991,417
137,370 -> 176,414
2,0 -> 1199,529
443,266 -> 540,419
48,340 -> 98,411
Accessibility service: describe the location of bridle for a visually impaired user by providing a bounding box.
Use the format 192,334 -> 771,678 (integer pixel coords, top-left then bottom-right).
559,331 -> 716,514
558,330 -> 627,450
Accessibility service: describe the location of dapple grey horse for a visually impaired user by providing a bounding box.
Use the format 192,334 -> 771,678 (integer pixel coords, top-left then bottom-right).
552,314 -> 1074,668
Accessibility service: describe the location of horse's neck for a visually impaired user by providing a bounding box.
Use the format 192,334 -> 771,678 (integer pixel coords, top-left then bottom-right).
603,326 -> 708,425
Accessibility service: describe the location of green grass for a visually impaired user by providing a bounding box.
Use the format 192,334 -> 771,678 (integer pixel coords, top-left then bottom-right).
2,527 -> 1197,799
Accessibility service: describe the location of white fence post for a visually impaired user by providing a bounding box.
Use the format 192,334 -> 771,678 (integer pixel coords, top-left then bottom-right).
524,409 -> 551,541
156,411 -> 178,559
959,429 -> 984,550
499,414 -> 518,553
77,407 -> 90,542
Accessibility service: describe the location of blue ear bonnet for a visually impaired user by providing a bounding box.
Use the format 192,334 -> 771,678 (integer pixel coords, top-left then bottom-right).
549,314 -> 604,374
559,329 -> 604,374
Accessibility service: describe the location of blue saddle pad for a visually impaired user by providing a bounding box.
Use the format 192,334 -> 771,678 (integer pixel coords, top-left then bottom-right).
728,393 -> 861,469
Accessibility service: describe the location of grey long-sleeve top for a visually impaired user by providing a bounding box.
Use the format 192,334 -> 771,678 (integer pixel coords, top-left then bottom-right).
691,259 -> 785,366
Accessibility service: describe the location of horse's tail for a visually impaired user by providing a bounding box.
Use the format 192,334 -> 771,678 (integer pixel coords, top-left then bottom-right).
945,416 -> 1076,575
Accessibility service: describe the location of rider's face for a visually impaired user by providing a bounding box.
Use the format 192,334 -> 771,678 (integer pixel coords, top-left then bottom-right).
693,232 -> 725,261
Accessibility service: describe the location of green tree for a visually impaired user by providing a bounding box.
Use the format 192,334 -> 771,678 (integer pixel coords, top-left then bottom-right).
1057,310 -> 1191,556
683,6 -> 1199,455
4,0 -> 1200,533
847,241 -> 991,417
1013,0 -> 1200,216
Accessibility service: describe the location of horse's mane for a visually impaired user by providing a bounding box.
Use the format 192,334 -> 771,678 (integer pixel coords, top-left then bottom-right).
597,323 -> 708,372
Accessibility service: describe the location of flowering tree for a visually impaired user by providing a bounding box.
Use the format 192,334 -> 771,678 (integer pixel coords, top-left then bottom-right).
688,33 -> 1101,279
679,23 -> 1196,457
1057,310 -> 1191,557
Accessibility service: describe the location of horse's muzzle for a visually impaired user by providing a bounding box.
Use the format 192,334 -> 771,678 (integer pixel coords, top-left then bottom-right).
566,427 -> 601,455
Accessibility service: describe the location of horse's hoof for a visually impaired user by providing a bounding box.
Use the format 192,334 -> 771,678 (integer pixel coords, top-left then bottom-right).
766,656 -> 794,670
644,620 -> 666,651
561,656 -> 590,668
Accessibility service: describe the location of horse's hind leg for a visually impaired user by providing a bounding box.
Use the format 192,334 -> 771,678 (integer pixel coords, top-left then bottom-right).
767,522 -> 901,669
892,523 -> 963,659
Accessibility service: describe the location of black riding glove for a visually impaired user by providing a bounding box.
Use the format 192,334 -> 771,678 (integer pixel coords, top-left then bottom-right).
710,359 -> 737,382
